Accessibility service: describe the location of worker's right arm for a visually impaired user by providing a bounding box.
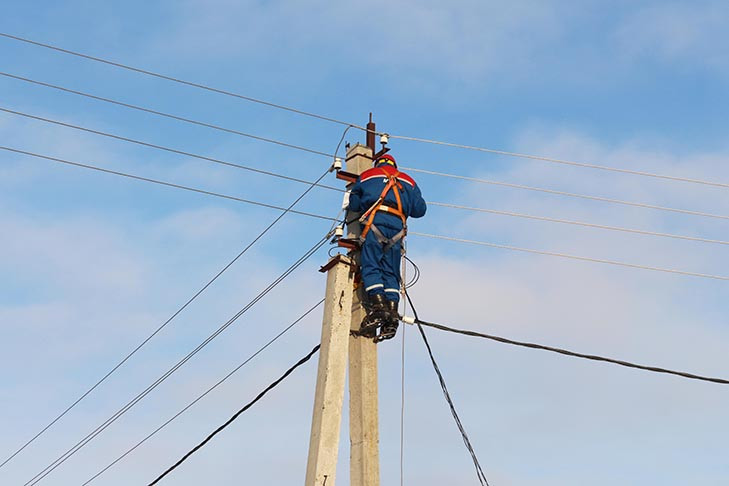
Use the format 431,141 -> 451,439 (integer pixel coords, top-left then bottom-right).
408,184 -> 427,219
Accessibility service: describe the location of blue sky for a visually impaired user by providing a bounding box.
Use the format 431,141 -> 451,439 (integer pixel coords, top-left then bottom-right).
1,1 -> 728,485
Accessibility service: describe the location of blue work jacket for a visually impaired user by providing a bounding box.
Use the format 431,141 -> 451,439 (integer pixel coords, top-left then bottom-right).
349,164 -> 427,230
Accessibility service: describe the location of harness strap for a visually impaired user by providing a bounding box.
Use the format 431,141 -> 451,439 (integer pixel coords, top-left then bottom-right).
369,224 -> 407,253
360,171 -> 406,241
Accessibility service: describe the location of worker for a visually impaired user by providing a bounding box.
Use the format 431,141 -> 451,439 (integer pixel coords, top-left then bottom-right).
348,153 -> 427,341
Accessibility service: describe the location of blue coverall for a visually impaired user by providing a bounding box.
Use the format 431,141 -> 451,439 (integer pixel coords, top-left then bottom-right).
349,163 -> 427,303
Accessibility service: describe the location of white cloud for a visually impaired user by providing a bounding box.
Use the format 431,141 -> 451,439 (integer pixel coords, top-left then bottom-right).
614,1 -> 729,73
155,0 -> 575,84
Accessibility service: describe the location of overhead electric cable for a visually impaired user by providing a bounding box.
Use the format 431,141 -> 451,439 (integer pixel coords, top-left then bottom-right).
392,135 -> 729,189
404,291 -> 490,485
82,300 -> 324,485
0,32 -> 365,131
429,201 -> 729,245
413,319 -> 729,385
1,33 -> 723,189
2,33 -> 723,187
6,146 -> 722,282
0,72 -> 334,157
23,235 -> 329,485
0,107 -> 343,192
0,147 -> 338,222
410,232 -> 729,281
0,154 -> 332,471
148,343 -> 321,485
404,167 -> 729,221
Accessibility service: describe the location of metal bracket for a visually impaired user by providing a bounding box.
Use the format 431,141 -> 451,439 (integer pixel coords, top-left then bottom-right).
337,238 -> 360,251
372,147 -> 391,161
335,170 -> 358,183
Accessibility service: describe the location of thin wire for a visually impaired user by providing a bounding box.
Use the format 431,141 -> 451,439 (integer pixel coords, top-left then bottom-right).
403,255 -> 421,289
0,32 -> 366,132
3,32 -> 725,189
23,235 -> 329,485
405,290 -> 490,485
399,313 -> 406,486
0,72 -> 334,158
0,154 -> 333,471
392,134 -> 729,189
148,343 -> 321,485
82,299 -> 324,485
3,33 -> 725,189
0,107 -> 343,192
429,201 -> 729,246
410,232 -> 729,281
0,147 -> 337,222
403,166 -> 729,221
415,319 -> 729,385
399,244 -> 407,486
8,146 -> 721,283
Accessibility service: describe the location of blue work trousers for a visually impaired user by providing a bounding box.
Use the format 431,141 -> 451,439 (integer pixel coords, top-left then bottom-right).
361,225 -> 402,303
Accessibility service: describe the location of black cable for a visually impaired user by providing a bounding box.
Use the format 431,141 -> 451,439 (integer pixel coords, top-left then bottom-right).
0,72 -> 334,158
0,147 -> 337,222
0,150 -> 332,472
24,235 -> 329,485
0,107 -> 343,193
148,343 -> 321,485
403,255 -> 420,289
0,32 -> 366,132
405,291 -> 490,486
415,319 -> 729,386
82,299 -> 324,485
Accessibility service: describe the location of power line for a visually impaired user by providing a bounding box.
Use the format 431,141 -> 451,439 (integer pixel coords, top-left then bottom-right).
413,318 -> 729,385
0,72 -> 334,158
3,33 -> 724,189
404,291 -> 490,485
404,166 -> 729,221
82,300 -> 324,485
392,134 -> 729,189
147,343 -> 321,485
2,32 -> 724,190
0,147 -> 338,222
429,201 -> 729,246
6,100 -> 724,226
409,232 -> 729,281
0,107 -> 343,192
0,157 -> 332,471
0,32 -> 365,132
6,146 -> 724,282
23,235 -> 329,485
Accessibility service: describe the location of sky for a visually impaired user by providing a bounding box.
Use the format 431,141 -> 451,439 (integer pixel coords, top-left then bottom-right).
1,1 -> 728,485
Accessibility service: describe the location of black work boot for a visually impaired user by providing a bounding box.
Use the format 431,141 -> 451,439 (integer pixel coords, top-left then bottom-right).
360,293 -> 387,338
376,300 -> 400,342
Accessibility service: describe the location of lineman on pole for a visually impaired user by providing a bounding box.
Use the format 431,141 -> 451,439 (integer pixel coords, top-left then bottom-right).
349,153 -> 427,342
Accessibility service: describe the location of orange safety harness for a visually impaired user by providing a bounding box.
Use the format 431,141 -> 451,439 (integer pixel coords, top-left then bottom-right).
358,171 -> 407,251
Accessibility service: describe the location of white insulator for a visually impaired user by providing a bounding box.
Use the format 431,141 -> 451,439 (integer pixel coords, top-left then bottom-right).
333,157 -> 342,170
402,315 -> 415,325
334,225 -> 344,238
380,134 -> 389,145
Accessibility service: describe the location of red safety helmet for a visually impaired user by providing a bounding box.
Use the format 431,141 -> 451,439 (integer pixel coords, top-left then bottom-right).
375,153 -> 397,167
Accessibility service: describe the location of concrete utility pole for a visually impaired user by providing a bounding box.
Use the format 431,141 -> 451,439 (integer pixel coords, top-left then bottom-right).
304,254 -> 355,486
305,123 -> 380,486
346,143 -> 380,486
